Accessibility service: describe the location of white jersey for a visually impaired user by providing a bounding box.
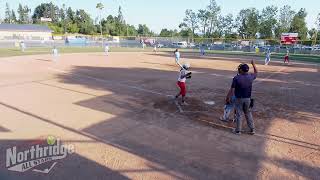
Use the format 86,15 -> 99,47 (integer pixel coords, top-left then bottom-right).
105,46 -> 109,52
175,52 -> 182,68
52,48 -> 58,57
266,50 -> 271,58
20,42 -> 26,52
175,51 -> 180,59
178,69 -> 187,82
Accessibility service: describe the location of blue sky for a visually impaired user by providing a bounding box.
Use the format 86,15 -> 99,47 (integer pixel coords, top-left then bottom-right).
1,0 -> 319,33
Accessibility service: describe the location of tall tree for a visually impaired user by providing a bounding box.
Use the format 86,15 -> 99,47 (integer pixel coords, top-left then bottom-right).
236,8 -> 260,39
290,8 -> 308,40
313,13 -> 320,45
160,28 -> 179,37
179,29 -> 193,37
160,28 -> 172,37
96,2 -> 104,36
75,9 -> 96,34
60,4 -> 67,34
17,4 -> 31,24
137,24 -> 151,36
180,9 -> 198,40
32,3 -> 59,23
65,7 -> 78,33
308,28 -> 317,40
11,10 -> 17,23
216,14 -> 235,38
115,6 -> 126,36
66,7 -> 76,23
214,15 -> 225,38
317,13 -> 320,30
277,5 -> 295,36
126,25 -> 137,36
197,9 -> 210,37
259,6 -> 278,39
59,5 -> 66,21
117,6 -> 124,24
206,0 -> 221,36
102,15 -> 117,35
4,3 -> 12,23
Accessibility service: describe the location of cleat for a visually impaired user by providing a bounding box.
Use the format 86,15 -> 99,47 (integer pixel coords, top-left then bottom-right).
232,129 -> 241,135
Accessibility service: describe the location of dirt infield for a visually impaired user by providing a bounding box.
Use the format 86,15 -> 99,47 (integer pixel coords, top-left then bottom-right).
0,52 -> 319,180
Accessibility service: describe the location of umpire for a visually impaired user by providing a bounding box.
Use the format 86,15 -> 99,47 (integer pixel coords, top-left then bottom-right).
226,60 -> 258,135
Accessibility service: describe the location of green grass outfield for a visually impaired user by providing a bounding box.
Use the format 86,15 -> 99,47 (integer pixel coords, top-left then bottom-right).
0,47 -> 319,63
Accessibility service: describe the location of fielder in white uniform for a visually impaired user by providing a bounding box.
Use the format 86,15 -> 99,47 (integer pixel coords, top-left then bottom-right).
265,48 -> 271,65
153,45 -> 157,53
104,44 -> 110,56
20,41 -> 26,52
174,49 -> 183,68
52,46 -> 58,60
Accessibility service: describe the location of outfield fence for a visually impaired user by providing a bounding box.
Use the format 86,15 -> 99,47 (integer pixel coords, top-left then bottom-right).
1,35 -> 319,55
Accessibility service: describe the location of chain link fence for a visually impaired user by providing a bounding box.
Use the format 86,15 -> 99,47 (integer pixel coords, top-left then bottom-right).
0,35 -> 319,55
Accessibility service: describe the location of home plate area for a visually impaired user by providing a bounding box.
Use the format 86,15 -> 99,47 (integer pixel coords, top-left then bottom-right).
152,95 -> 233,127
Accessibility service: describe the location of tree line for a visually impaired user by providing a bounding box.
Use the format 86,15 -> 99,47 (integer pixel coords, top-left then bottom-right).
2,1 -> 320,42
175,0 -> 320,42
3,2 -> 155,36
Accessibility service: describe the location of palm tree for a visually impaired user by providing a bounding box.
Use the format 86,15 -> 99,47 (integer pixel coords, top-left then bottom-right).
96,3 -> 104,36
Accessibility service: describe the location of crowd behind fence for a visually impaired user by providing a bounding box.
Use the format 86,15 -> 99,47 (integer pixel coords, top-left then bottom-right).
0,35 -> 319,55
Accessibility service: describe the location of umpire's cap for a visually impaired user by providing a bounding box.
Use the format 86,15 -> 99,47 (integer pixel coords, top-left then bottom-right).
238,63 -> 249,73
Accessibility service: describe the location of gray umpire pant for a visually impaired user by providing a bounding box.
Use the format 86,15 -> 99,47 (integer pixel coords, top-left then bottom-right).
235,98 -> 255,132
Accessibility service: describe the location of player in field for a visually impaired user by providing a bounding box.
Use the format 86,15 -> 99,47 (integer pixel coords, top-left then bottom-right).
175,64 -> 192,105
265,48 -> 271,65
174,49 -> 183,68
200,44 -> 205,56
20,41 -> 26,52
284,49 -> 289,64
104,44 -> 110,56
153,45 -> 157,54
52,46 -> 58,59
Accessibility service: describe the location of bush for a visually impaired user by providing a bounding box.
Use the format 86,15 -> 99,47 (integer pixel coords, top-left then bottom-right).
48,24 -> 64,34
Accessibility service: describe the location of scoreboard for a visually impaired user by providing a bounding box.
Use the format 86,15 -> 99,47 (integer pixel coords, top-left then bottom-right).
281,33 -> 299,45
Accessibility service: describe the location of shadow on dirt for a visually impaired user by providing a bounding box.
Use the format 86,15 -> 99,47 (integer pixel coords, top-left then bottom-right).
37,63 -> 318,179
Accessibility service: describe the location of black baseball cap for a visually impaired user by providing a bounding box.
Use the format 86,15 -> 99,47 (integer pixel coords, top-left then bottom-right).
240,64 -> 249,72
